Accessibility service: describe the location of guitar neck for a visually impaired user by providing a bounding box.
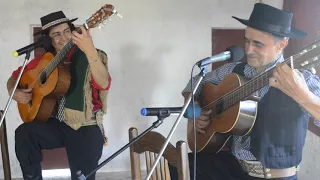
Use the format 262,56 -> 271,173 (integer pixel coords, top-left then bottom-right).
218,57 -> 294,112
43,24 -> 86,76
40,3 -> 119,77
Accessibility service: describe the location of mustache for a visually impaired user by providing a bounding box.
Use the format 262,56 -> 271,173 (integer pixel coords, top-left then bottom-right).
246,53 -> 258,58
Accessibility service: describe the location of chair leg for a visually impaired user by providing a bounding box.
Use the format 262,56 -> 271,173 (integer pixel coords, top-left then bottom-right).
0,111 -> 12,180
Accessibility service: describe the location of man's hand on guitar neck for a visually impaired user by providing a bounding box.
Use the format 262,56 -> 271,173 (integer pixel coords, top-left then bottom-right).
7,76 -> 32,104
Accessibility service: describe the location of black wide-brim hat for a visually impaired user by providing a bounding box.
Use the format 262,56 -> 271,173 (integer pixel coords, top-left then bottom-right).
33,11 -> 78,36
232,3 -> 307,38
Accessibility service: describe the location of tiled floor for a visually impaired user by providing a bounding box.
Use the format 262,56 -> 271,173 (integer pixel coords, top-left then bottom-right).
95,171 -> 133,180
12,171 -> 146,180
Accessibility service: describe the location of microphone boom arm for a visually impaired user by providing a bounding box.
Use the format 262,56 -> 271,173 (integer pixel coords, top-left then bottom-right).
0,51 -> 32,128
77,112 -> 171,179
144,66 -> 208,180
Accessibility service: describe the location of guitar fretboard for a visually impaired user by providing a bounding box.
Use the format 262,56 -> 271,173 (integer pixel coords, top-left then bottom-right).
205,52 -> 307,114
42,25 -> 85,77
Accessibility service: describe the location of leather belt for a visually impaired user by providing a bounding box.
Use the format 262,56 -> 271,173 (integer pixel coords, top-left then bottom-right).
238,159 -> 299,179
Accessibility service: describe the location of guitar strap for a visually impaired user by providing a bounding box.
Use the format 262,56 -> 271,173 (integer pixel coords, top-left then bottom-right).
232,62 -> 247,76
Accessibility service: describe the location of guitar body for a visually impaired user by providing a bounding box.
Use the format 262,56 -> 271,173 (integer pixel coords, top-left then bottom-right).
187,73 -> 258,153
17,52 -> 71,123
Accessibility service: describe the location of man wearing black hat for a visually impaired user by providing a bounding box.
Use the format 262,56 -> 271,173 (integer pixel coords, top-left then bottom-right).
7,11 -> 111,180
170,3 -> 320,180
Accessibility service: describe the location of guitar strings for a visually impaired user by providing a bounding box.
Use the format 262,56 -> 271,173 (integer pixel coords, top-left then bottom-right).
201,52 -> 303,112
27,41 -> 73,89
203,40 -> 320,112
27,12 -> 116,89
27,26 -> 84,89
223,44 -> 320,107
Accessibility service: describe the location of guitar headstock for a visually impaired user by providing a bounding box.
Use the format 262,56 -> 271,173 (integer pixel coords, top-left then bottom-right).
292,39 -> 320,74
84,4 -> 122,30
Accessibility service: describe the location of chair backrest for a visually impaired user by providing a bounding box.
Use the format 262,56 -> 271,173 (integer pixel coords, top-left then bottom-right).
0,110 -> 11,180
129,127 -> 190,180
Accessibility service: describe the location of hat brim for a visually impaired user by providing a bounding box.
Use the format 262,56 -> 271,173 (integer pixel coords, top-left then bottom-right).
232,16 -> 307,39
33,18 -> 78,36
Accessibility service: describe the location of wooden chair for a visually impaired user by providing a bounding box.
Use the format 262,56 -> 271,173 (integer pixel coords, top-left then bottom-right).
0,110 -> 69,180
129,127 -> 190,180
41,148 -> 69,170
0,110 -> 12,180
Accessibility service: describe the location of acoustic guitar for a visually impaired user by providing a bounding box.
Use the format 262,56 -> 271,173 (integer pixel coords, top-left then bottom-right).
17,4 -> 122,122
187,40 -> 320,153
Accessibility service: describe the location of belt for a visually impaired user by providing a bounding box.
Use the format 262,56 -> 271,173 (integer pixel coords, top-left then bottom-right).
238,159 -> 299,179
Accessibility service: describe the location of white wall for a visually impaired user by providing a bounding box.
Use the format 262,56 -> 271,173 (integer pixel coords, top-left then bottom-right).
0,0 -> 318,179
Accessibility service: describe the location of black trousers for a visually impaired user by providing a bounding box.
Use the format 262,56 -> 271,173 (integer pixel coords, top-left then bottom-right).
15,117 -> 104,180
169,151 -> 297,180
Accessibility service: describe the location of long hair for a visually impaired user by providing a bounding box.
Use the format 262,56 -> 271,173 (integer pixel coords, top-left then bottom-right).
42,22 -> 76,54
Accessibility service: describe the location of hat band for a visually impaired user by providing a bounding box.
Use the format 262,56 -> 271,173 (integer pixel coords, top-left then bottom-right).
250,20 -> 291,34
42,18 -> 70,30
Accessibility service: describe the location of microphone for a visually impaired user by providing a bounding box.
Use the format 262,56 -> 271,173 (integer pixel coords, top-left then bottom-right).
12,35 -> 52,57
196,45 -> 244,68
141,104 -> 201,119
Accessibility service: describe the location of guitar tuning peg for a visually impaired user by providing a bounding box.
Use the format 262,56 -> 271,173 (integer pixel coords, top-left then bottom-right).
98,24 -> 104,29
114,10 -> 123,19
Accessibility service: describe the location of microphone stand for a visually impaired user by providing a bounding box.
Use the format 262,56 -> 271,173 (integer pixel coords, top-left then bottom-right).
0,50 -> 32,127
144,65 -> 208,180
77,113 -> 171,180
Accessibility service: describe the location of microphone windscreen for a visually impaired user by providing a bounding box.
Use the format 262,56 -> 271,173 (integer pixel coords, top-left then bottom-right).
184,104 -> 201,119
141,108 -> 148,116
226,45 -> 244,62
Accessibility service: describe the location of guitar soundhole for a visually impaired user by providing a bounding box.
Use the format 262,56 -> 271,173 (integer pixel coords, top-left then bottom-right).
40,72 -> 47,84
